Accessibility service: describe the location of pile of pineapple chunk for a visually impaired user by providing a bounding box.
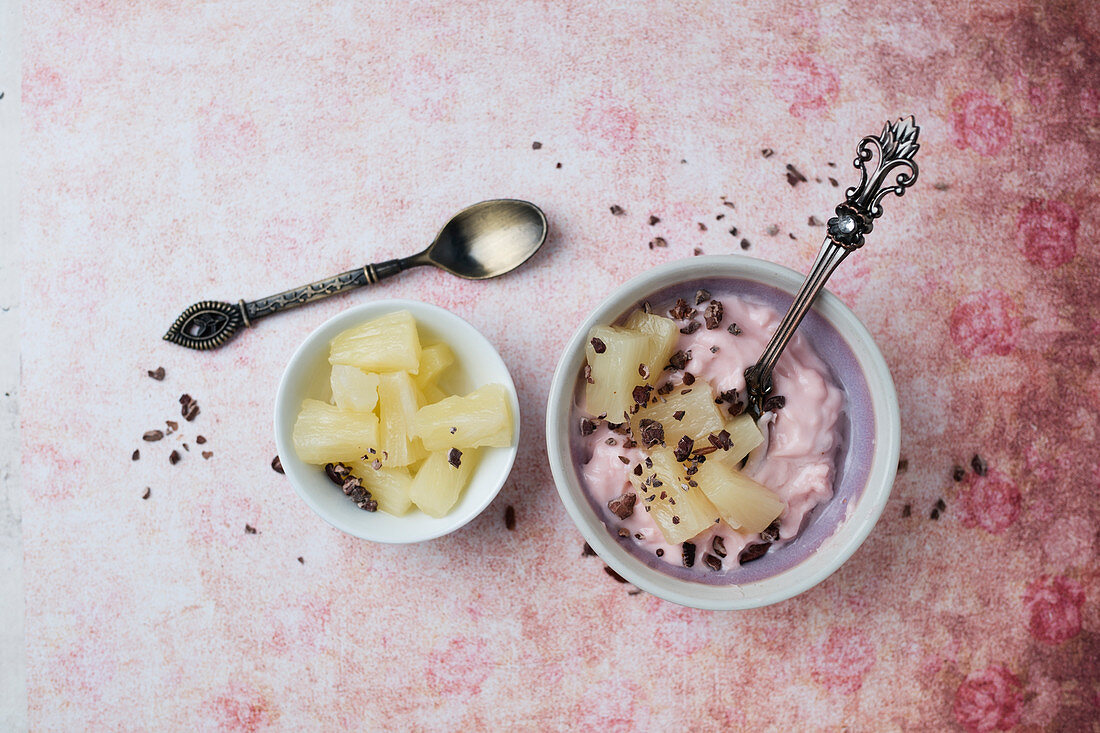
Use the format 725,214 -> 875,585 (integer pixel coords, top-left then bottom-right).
584,309 -> 786,548
292,310 -> 513,518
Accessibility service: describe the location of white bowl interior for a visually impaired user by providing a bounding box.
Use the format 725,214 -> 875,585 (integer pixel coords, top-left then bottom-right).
275,299 -> 520,543
546,256 -> 900,610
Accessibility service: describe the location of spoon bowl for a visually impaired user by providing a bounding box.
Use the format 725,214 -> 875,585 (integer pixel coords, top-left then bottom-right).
423,199 -> 548,279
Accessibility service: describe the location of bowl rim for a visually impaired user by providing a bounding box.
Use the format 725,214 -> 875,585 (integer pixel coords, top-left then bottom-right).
274,298 -> 520,544
545,255 -> 900,610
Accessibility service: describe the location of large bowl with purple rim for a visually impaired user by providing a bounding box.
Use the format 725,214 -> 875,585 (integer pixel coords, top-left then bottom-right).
545,255 -> 900,610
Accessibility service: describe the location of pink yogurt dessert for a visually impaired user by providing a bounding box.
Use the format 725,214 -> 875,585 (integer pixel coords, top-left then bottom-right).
576,288 -> 844,574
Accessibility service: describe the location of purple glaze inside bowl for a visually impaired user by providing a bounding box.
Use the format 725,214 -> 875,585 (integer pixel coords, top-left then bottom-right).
567,277 -> 874,585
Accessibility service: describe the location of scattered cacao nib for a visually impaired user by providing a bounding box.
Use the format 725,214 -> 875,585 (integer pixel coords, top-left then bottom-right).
692,445 -> 717,457
143,430 -> 164,442
763,395 -> 786,412
712,536 -> 727,557
590,337 -> 606,354
739,543 -> 771,564
703,553 -> 723,571
642,300 -> 652,314
789,232 -> 797,239
729,226 -> 739,237
698,222 -> 707,231
168,450 -> 181,465
722,201 -> 735,209
617,455 -> 629,464
740,238 -> 751,250
693,247 -> 704,256
971,454 -> 987,476
761,147 -> 774,158
668,298 -> 696,320
638,419 -> 664,448
604,566 -> 628,583
716,214 -> 725,220
623,438 -> 637,449
202,451 -> 213,459
715,388 -> 738,404
930,508 -> 940,520
932,182 -> 949,191
555,162 -> 562,168
828,177 -> 839,187
681,542 -> 696,567
683,373 -> 697,388
617,528 -> 630,537
766,224 -> 779,236
935,498 -> 946,512
668,350 -> 691,370
649,237 -> 667,249
606,437 -> 618,446
672,516 -> 680,525
902,504 -> 911,517
760,519 -> 781,543
644,456 -> 653,468
703,300 -> 723,329
708,430 -> 732,450
808,215 -> 822,226
582,542 -> 596,557
341,476 -> 362,495
672,410 -> 686,421
674,435 -> 694,462
679,321 -> 700,335
656,548 -> 664,557
179,393 -> 191,406
141,487 -> 151,500
952,465 -> 966,481
657,382 -> 674,395
610,205 -> 625,216
531,141 -> 542,149
898,458 -> 909,473
785,164 -> 807,186
680,389 -> 692,395
694,289 -> 711,306
132,449 -> 140,461
827,161 -> 837,167
580,418 -> 596,436
271,456 -> 284,474
632,384 -> 652,406
505,505 -> 516,530
182,443 -> 190,452
165,420 -> 178,433
324,462 -> 351,486
447,448 -> 463,468
147,366 -> 165,381
196,435 -> 206,444
727,400 -> 745,417
638,363 -> 650,379
633,463 -> 643,476
727,323 -> 743,336
648,215 -> 660,225
245,524 -> 257,534
297,556 -> 304,564
182,401 -> 200,421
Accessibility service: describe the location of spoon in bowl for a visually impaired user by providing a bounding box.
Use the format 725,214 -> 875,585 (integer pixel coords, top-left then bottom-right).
744,117 -> 920,418
164,198 -> 548,350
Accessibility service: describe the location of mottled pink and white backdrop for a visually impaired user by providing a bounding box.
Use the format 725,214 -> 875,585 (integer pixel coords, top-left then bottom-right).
20,1 -> 1099,730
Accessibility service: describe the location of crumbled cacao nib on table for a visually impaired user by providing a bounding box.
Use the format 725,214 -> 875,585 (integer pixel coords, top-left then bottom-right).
505,505 -> 516,530
271,456 -> 284,474
808,215 -> 822,226
649,237 -> 667,249
668,350 -> 691,370
721,200 -> 735,209
609,205 -> 625,216
447,448 -> 463,468
785,164 -> 807,186
728,226 -> 739,237
703,300 -> 723,329
739,543 -> 771,564
760,519 -> 781,543
712,536 -> 727,557
638,419 -> 665,448
681,542 -> 696,567
952,465 -> 966,481
740,238 -> 751,250
668,298 -> 696,320
590,337 -> 606,354
897,458 -> 909,472
143,430 -> 164,442
648,215 -> 660,225
901,504 -> 912,518
698,223 -> 708,232
202,451 -> 213,460
673,435 -> 694,462
297,556 -> 305,564
165,420 -> 178,434
828,177 -> 839,187
679,321 -> 700,335
708,430 -> 732,451
930,507 -> 940,520
132,449 -> 140,461
182,401 -> 199,422
182,443 -> 190,452
147,366 -> 165,381
935,498 -> 946,512
141,487 -> 151,500
761,148 -> 774,158
555,162 -> 562,168
195,435 -> 206,444
703,553 -> 723,571
168,450 -> 181,465
971,454 -> 987,476
531,141 -> 542,149
579,418 -> 597,436
582,542 -> 596,557
604,566 -> 629,583
694,289 -> 711,305
245,524 -> 257,534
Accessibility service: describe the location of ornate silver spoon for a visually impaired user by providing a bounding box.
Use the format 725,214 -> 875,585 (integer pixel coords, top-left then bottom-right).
164,199 -> 548,350
745,117 -> 920,417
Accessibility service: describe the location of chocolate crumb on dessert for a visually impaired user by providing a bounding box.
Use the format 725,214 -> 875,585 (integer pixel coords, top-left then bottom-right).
704,553 -> 723,571
808,215 -> 822,226
447,448 -> 462,468
147,366 -> 165,381
325,462 -> 351,486
971,454 -> 987,476
668,350 -> 691,370
727,322 -> 743,336
729,226 -> 739,237
297,556 -> 304,564
583,363 -> 593,384
668,298 -> 696,320
761,148 -> 774,158
202,451 -> 213,459
657,382 -> 674,395
142,487 -> 151,500
694,289 -> 711,305
681,542 -> 696,567
739,543 -> 771,564
671,516 -> 680,524
672,410 -> 686,421
632,384 -> 652,406
760,519 -> 781,543
638,419 -> 665,448
531,141 -> 542,149
610,205 -> 625,216
708,430 -> 732,451
679,321 -> 700,335
763,395 -> 786,412
169,450 -> 181,465
604,566 -> 629,583
579,418 -> 596,436
633,463 -> 643,476
649,237 -> 667,249
143,430 -> 164,442
785,164 -> 807,186
271,456 -> 284,474
898,458 -> 909,472
674,435 -> 694,461
648,215 -> 660,225
656,548 -> 664,557
132,449 -> 140,461
715,388 -> 738,405
617,528 -> 630,538
590,337 -> 606,354
505,505 -> 516,530
740,238 -> 751,250
704,300 -> 723,329
638,363 -> 650,379
245,524 -> 257,534
712,536 -> 727,558
952,464 -> 966,481
196,435 -> 206,444
583,542 -> 596,557
683,372 -> 696,386
902,504 -> 912,517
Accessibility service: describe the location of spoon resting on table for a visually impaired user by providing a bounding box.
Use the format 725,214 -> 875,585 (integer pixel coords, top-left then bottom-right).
164,198 -> 548,350
744,117 -> 920,419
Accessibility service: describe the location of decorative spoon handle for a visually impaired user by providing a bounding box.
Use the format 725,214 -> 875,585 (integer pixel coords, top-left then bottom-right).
745,116 -> 921,417
164,258 -> 418,350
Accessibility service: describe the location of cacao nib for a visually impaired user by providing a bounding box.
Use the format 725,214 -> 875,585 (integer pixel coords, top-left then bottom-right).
590,337 -> 606,354
168,450 -> 181,465
901,504 -> 912,517
952,465 -> 966,482
703,553 -> 722,571
739,543 -> 771,564
271,456 -> 284,474
668,298 -> 696,320
971,454 -> 987,476
694,289 -> 711,305
141,487 -> 151,500
649,237 -> 667,249
763,395 -> 786,412
244,524 -> 257,534
708,430 -> 732,450
632,384 -> 652,406
648,215 -> 660,225
580,418 -> 596,436
672,410 -> 685,421
607,492 -> 637,519
727,323 -> 743,336
682,372 -> 695,386
131,449 -> 140,461
712,536 -> 727,557
668,350 -> 691,370
447,448 -> 462,468
681,542 -> 696,567
674,435 -> 694,462
609,205 -> 625,216
638,419 -> 665,448
504,505 -> 516,530
679,321 -> 700,335
703,300 -> 723,329
760,519 -> 781,543
147,366 -> 165,380
143,430 -> 164,442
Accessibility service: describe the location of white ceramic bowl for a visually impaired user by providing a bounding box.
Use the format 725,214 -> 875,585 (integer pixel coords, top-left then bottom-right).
275,299 -> 520,543
545,256 -> 900,610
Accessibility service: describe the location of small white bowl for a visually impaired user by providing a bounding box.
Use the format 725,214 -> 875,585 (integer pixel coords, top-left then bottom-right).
274,299 -> 520,543
546,256 -> 900,610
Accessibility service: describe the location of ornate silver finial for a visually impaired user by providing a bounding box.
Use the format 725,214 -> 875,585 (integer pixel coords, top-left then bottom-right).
826,116 -> 920,251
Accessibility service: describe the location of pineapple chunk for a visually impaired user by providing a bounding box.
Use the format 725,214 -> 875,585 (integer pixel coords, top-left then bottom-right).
329,310 -> 421,374
584,325 -> 651,422
377,371 -> 425,467
414,343 -> 455,393
714,412 -> 765,468
414,384 -> 513,451
292,399 -> 379,464
331,365 -> 381,413
630,379 -> 725,446
350,460 -> 413,515
409,449 -> 477,518
627,448 -> 720,544
623,311 -> 678,384
693,458 -> 784,533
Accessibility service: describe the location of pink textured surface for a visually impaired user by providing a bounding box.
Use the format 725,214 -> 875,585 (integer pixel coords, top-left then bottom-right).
21,1 -> 1099,730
